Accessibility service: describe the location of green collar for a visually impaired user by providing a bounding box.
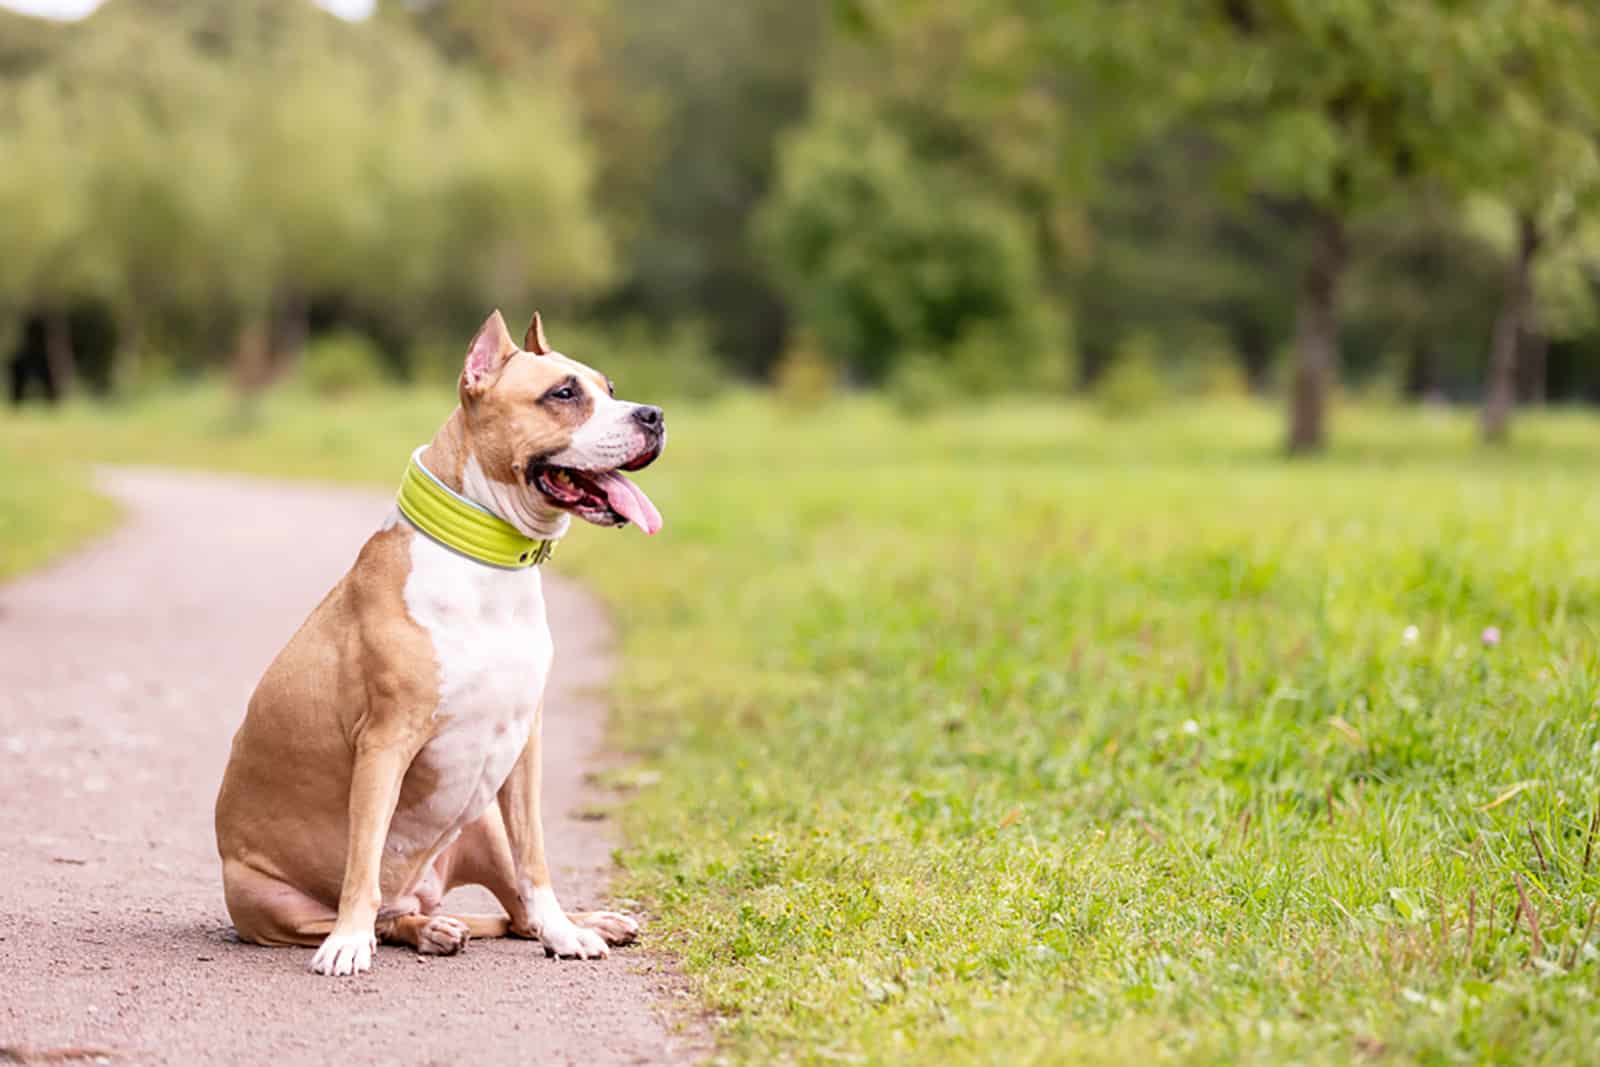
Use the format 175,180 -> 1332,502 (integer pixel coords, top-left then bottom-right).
395,446 -> 555,569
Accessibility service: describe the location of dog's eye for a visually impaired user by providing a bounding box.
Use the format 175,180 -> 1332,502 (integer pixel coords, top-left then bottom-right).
546,385 -> 577,402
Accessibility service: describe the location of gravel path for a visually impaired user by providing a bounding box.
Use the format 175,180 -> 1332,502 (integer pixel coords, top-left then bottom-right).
0,468 -> 700,1066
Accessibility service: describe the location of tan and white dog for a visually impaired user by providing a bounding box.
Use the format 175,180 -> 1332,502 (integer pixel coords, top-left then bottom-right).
214,310 -> 664,976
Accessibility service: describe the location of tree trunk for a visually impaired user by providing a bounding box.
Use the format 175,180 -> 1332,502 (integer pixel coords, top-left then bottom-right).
44,309 -> 76,403
1287,209 -> 1345,454
1404,339 -> 1444,403
1518,324 -> 1547,407
232,317 -> 271,393
270,287 -> 309,380
230,316 -> 272,429
1482,213 -> 1541,444
114,305 -> 146,394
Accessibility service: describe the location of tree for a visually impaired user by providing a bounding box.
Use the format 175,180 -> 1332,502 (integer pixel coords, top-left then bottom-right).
1,0 -> 615,399
823,4 -> 1092,295
957,2 -> 1515,449
757,103 -> 1055,383
1070,136 -> 1298,388
1342,196 -> 1504,400
1153,5 -> 1469,451
0,80 -> 98,398
1425,1 -> 1600,442
393,0 -> 824,375
614,0 -> 825,374
41,10 -> 235,387
380,0 -> 659,257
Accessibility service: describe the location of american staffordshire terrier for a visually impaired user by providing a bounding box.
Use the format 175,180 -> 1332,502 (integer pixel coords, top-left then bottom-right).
214,310 -> 664,976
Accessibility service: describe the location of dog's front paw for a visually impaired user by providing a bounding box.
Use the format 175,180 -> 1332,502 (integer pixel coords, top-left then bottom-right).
416,915 -> 470,956
573,910 -> 640,947
309,932 -> 375,976
539,918 -> 609,960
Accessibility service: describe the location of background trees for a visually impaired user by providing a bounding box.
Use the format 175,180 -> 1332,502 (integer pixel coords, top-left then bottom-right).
757,104 -> 1057,386
1439,1 -> 1600,442
949,1 -> 1600,448
3,0 -> 1599,447
1,0 -> 610,396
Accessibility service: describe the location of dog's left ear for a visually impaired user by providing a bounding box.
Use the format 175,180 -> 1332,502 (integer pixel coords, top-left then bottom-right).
462,310 -> 517,396
524,311 -> 552,355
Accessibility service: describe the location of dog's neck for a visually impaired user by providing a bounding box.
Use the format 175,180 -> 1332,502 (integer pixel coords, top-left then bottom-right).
419,408 -> 472,492
420,407 -> 572,542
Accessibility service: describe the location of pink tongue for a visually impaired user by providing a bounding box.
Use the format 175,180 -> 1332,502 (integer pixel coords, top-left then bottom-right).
593,470 -> 663,534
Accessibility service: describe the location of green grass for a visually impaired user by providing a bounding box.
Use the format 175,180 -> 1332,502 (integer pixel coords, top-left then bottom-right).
3,384 -> 454,484
0,432 -> 119,580
6,385 -> 1600,1063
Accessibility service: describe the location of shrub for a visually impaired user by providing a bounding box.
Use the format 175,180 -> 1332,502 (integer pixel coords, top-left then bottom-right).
887,316 -> 1076,418
1195,357 -> 1251,399
1355,351 -> 1408,407
756,102 -> 1057,385
554,319 -> 724,404
946,315 -> 1075,398
1182,328 -> 1251,399
1095,332 -> 1168,418
301,330 -> 386,397
407,317 -> 726,403
772,334 -> 837,411
945,326 -> 1013,399
887,353 -> 958,417
404,329 -> 464,386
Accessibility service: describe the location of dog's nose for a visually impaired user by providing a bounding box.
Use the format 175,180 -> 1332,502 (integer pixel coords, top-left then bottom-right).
632,405 -> 664,430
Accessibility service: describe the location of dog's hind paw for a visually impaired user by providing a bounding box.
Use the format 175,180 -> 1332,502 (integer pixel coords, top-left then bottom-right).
571,910 -> 640,947
309,932 -> 375,977
416,915 -> 470,956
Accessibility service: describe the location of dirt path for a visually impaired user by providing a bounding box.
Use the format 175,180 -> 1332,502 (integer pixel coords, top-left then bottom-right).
0,468 -> 701,1066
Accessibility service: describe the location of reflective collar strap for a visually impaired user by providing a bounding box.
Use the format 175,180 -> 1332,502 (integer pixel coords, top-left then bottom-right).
395,446 -> 554,569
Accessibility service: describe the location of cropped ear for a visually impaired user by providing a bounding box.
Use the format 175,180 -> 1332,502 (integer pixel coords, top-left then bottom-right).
462,310 -> 517,395
523,311 -> 551,355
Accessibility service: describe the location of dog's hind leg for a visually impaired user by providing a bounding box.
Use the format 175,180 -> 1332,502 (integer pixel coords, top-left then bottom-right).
438,806 -> 526,916
222,858 -> 338,948
444,805 -> 640,949
380,913 -> 506,955
224,858 -> 493,960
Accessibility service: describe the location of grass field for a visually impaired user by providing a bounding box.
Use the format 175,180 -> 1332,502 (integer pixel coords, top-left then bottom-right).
0,442 -> 119,581
6,386 -> 1600,1063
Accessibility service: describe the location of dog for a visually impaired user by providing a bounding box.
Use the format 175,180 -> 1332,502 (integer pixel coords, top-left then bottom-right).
214,310 -> 664,976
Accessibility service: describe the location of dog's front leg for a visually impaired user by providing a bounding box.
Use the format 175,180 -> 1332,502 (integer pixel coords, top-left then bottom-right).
309,735 -> 415,976
496,702 -> 632,959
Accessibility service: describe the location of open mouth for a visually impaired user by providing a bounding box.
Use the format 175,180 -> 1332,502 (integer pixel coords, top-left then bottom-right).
530,446 -> 662,534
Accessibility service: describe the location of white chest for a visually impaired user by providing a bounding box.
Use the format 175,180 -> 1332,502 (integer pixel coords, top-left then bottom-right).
390,529 -> 553,853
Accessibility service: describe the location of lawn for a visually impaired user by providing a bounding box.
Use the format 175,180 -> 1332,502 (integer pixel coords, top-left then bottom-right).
0,439 -> 119,581
5,386 -> 1600,1063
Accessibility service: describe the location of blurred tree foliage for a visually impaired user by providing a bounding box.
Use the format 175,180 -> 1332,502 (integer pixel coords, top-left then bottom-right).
935,0 -> 1600,444
386,0 -> 825,375
756,102 -> 1059,385
3,0 -> 1600,445
0,0 -> 608,397
602,0 -> 824,375
1434,0 -> 1600,442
